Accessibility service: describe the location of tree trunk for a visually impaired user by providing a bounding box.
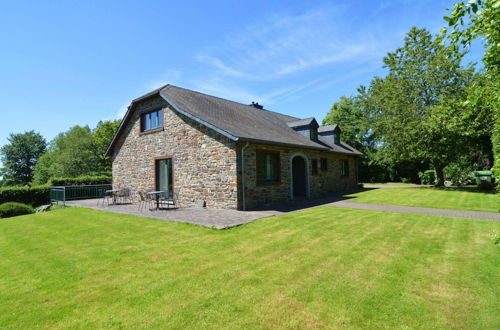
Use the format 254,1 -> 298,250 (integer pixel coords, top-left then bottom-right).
434,165 -> 445,187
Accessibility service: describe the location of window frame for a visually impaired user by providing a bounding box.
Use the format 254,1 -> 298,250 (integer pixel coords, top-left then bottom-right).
140,108 -> 163,133
341,159 -> 350,177
310,127 -> 318,141
320,158 -> 328,171
256,150 -> 281,185
311,159 -> 318,175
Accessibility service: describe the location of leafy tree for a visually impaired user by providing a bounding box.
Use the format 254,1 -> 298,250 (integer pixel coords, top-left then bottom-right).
441,0 -> 500,177
0,131 -> 46,185
92,120 -> 120,175
32,120 -> 119,184
368,27 -> 475,186
33,126 -> 96,184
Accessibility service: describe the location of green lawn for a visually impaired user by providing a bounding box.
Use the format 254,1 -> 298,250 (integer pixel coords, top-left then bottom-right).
344,188 -> 500,213
362,182 -> 422,186
1,208 -> 499,329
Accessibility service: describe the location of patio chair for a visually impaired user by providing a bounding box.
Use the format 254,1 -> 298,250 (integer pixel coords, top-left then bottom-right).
137,191 -> 154,211
97,189 -> 114,206
158,188 -> 181,209
117,188 -> 132,204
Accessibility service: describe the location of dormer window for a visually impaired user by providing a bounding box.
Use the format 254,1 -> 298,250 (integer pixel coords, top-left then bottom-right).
318,124 -> 341,145
334,132 -> 340,145
310,127 -> 318,141
287,117 -> 320,142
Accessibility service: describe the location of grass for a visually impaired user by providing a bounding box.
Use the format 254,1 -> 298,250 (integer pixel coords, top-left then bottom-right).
362,182 -> 422,186
1,207 -> 499,328
344,187 -> 500,213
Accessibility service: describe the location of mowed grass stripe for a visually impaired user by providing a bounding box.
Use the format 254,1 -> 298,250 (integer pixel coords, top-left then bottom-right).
0,207 -> 498,328
344,187 -> 499,213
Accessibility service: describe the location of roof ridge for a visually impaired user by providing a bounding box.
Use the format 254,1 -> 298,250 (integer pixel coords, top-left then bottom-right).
161,84 -> 300,121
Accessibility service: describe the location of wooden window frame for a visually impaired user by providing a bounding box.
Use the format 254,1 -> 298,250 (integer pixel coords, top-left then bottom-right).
256,150 -> 281,186
154,156 -> 174,192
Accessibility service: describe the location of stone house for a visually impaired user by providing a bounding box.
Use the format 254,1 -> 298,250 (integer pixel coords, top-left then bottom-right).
106,85 -> 362,210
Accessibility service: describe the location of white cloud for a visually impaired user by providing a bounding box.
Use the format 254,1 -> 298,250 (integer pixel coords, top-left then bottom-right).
195,4 -> 388,81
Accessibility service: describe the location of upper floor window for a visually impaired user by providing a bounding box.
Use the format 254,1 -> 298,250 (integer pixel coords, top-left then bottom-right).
341,160 -> 349,177
310,127 -> 318,141
256,150 -> 280,184
334,132 -> 340,145
141,109 -> 163,132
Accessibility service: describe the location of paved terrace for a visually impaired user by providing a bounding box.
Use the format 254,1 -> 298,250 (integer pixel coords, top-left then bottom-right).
67,189 -> 500,229
66,199 -> 276,229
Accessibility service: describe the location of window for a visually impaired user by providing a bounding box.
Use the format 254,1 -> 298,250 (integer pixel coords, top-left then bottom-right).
310,127 -> 318,141
141,109 -> 163,132
256,151 -> 280,184
320,158 -> 328,171
341,160 -> 349,177
334,132 -> 340,145
311,159 -> 318,175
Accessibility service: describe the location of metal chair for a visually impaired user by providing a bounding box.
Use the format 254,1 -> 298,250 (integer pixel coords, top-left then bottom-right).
138,191 -> 153,211
158,188 -> 181,209
117,188 -> 132,204
97,189 -> 113,206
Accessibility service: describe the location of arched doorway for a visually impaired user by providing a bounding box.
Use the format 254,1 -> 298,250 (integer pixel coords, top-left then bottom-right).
291,155 -> 308,199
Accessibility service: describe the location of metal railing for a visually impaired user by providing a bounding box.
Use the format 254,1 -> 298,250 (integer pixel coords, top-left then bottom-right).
50,184 -> 112,204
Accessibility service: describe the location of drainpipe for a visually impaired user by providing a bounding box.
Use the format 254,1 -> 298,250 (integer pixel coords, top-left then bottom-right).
241,142 -> 250,211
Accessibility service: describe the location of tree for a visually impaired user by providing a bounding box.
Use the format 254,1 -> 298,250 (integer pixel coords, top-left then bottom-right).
92,120 -> 120,175
32,120 -> 119,184
0,131 -> 46,186
441,0 -> 500,178
33,126 -> 96,183
368,27 -> 476,186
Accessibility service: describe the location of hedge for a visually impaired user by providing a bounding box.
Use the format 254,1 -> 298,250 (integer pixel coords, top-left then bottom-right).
0,185 -> 50,207
50,175 -> 112,186
0,202 -> 34,218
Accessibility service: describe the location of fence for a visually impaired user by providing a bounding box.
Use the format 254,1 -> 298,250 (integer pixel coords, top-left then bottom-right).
50,184 -> 112,204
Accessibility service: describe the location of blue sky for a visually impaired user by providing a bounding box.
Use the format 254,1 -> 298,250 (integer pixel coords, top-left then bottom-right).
0,0 -> 483,154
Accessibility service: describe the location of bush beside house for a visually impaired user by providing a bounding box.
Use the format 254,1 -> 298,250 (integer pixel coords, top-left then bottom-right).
0,202 -> 34,218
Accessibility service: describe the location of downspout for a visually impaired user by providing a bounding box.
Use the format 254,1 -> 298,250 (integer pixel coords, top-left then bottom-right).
241,142 -> 250,211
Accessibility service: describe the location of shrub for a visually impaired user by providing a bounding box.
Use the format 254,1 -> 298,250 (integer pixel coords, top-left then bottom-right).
0,185 -> 50,207
418,170 -> 436,185
0,202 -> 34,218
50,175 -> 112,186
444,163 -> 474,186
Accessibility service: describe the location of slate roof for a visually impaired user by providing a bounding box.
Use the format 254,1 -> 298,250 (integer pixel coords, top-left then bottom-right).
286,117 -> 318,128
318,124 -> 339,133
106,84 -> 362,156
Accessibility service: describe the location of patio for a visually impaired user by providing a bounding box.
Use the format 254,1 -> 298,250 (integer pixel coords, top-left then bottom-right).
66,199 -> 276,229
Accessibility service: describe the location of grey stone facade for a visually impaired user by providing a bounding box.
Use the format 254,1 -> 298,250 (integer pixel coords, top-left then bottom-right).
112,95 -> 359,210
112,96 -> 238,209
238,143 -> 358,209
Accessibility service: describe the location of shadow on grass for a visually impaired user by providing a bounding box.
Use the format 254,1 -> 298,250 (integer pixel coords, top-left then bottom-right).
248,188 -> 374,213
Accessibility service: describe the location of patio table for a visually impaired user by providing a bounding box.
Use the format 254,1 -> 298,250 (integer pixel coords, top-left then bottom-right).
106,189 -> 120,205
146,191 -> 165,210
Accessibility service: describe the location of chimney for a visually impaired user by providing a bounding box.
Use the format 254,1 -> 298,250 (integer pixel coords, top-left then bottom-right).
249,101 -> 263,109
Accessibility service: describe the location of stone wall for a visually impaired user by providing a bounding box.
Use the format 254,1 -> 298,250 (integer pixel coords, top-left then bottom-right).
112,95 -> 238,209
239,143 -> 359,209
